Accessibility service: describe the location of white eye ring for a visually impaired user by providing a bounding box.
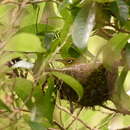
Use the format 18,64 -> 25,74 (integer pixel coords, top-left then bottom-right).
67,59 -> 73,64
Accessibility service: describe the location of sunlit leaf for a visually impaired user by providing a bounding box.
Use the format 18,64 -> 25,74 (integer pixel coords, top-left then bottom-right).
18,24 -> 54,34
27,121 -> 47,130
72,2 -> 96,49
14,78 -> 33,108
33,77 -> 55,123
103,33 -> 130,66
42,2 -> 64,30
112,67 -> 130,111
24,115 -> 49,130
5,33 -> 46,52
51,71 -> 84,100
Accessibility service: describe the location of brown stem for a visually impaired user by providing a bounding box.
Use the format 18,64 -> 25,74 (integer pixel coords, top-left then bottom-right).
101,105 -> 130,115
56,104 -> 96,130
106,24 -> 130,34
53,120 -> 66,130
65,106 -> 83,129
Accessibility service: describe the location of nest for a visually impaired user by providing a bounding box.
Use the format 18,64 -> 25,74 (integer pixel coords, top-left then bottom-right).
50,62 -> 118,107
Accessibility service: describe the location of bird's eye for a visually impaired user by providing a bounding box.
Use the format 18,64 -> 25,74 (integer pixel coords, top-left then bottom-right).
67,59 -> 73,64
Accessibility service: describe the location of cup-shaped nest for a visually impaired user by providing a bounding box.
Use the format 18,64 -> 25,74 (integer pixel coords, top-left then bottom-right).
50,62 -> 118,107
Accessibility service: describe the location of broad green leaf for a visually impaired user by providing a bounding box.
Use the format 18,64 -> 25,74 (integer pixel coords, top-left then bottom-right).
42,2 -> 64,30
60,8 -> 73,40
60,41 -> 81,58
110,0 -> 129,24
0,5 -> 13,24
117,0 -> 129,23
18,24 -> 54,34
0,99 -> 11,112
110,33 -> 130,52
51,71 -> 84,100
14,78 -> 33,108
87,35 -> 107,56
33,77 -> 55,123
48,39 -> 60,54
27,121 -> 47,130
72,2 -> 96,49
24,115 -> 49,129
36,3 -> 46,23
20,5 -> 38,28
5,33 -> 46,52
112,67 -> 130,111
103,33 -> 130,66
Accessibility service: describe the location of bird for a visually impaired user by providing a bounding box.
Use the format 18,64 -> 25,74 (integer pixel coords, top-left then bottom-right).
46,57 -> 116,107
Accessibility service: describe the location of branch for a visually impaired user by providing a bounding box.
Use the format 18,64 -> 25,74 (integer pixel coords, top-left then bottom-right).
118,126 -> 130,130
107,24 -> 130,34
101,105 -> 130,115
53,120 -> 66,130
56,104 -> 96,130
66,106 -> 83,129
1,0 -> 59,5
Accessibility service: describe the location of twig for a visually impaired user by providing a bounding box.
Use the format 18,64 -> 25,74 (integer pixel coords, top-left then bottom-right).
117,126 -> 130,130
1,0 -> 59,5
53,120 -> 66,130
56,104 -> 95,130
34,33 -> 70,82
65,106 -> 83,129
101,105 -> 130,115
107,24 -> 130,34
100,28 -> 113,38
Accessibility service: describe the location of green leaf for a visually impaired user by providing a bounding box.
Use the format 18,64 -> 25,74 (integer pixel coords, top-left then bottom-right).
103,33 -> 130,66
110,0 -> 129,24
125,44 -> 130,68
20,5 -> 39,28
60,8 -> 73,40
112,67 -> 130,111
0,5 -> 11,18
51,71 -> 84,100
27,121 -> 47,130
14,78 -> 33,108
0,99 -> 11,112
42,2 -> 64,30
110,33 -> 130,52
18,24 -> 54,34
5,33 -> 46,52
72,2 -> 96,49
33,77 -> 55,123
0,5 -> 13,24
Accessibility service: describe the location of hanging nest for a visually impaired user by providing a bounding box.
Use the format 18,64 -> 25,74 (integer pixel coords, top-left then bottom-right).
48,62 -> 118,107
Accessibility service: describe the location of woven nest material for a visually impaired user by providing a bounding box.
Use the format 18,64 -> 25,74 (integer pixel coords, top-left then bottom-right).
50,62 -> 118,107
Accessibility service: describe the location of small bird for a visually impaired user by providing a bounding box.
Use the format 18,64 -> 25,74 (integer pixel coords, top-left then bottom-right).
47,57 -> 113,107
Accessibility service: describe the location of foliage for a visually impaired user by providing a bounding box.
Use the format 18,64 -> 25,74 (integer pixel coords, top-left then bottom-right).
0,0 -> 130,129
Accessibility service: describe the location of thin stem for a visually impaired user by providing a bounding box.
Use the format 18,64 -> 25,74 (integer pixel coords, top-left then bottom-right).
56,104 -> 95,130
101,105 -> 130,115
66,106 -> 83,129
53,120 -> 66,130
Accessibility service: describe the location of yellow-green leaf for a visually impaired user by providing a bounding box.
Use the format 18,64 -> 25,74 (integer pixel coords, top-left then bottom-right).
51,71 -> 84,100
5,33 -> 46,53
